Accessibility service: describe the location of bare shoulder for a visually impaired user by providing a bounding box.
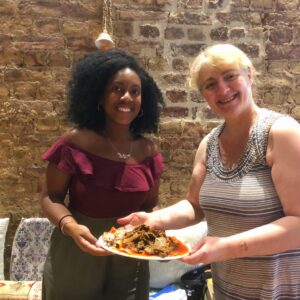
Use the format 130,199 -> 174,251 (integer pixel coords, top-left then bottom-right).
268,115 -> 300,215
186,134 -> 209,205
271,115 -> 300,133
194,134 -> 209,166
190,134 -> 209,180
62,128 -> 102,148
269,116 -> 300,148
134,136 -> 159,158
268,115 -> 300,165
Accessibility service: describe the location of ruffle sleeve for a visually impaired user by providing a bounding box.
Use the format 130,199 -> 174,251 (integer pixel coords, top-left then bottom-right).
41,138 -> 93,175
85,152 -> 164,192
42,139 -> 164,193
150,151 -> 164,183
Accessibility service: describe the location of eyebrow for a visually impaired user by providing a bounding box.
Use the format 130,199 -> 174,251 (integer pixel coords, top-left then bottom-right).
201,69 -> 238,85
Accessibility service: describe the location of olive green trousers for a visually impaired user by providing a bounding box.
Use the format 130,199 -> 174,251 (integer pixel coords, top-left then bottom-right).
42,211 -> 149,300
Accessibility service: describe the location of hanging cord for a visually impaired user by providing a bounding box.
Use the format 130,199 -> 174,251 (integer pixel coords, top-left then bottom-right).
102,0 -> 113,36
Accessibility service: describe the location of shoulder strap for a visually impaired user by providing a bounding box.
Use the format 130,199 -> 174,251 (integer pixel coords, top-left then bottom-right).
254,108 -> 284,164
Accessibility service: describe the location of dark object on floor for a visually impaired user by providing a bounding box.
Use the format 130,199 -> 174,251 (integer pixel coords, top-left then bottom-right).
181,264 -> 211,300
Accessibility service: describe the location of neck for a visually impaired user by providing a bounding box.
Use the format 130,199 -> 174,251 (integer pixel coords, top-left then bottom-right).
223,105 -> 259,136
103,125 -> 133,141
102,124 -> 135,160
218,105 -> 260,168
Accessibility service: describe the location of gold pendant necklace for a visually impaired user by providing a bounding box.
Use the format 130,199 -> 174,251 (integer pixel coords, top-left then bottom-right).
106,136 -> 132,160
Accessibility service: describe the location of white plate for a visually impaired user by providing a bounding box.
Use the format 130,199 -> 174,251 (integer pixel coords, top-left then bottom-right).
97,235 -> 190,261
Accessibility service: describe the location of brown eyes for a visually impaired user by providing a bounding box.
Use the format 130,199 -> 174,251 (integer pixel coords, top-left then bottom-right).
130,87 -> 141,97
111,85 -> 141,97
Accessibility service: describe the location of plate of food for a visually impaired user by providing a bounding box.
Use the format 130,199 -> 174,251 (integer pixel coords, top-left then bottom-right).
97,224 -> 190,260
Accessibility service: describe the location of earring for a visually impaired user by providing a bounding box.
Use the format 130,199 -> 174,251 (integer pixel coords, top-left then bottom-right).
137,108 -> 144,118
97,103 -> 102,112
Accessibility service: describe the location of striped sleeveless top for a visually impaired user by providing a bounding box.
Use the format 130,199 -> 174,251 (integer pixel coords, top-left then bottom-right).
200,108 -> 300,299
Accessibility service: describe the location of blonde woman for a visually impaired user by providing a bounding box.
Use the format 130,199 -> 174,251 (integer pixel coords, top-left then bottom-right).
119,44 -> 300,299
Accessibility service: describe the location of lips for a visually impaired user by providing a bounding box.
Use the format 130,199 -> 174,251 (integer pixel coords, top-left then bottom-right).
116,105 -> 132,112
218,93 -> 238,105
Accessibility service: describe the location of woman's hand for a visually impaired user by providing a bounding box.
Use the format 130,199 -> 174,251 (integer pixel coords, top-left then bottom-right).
117,211 -> 159,229
181,236 -> 229,265
64,222 -> 112,256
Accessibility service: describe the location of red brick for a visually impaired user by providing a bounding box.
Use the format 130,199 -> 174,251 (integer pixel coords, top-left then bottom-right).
165,27 -> 184,40
162,107 -> 189,118
4,68 -> 52,82
168,12 -> 211,25
266,45 -> 300,60
49,52 -> 71,67
34,19 -> 60,35
0,0 -> 17,15
190,91 -> 204,103
18,1 -> 97,18
140,25 -> 160,38
172,58 -> 189,72
217,12 -> 261,25
262,12 -> 298,26
114,22 -> 134,37
162,74 -> 187,85
15,37 -> 65,50
170,43 -> 206,57
269,27 -> 293,44
187,28 -> 206,41
66,37 -> 96,51
119,10 -> 166,21
166,90 -> 188,103
230,28 -> 245,39
237,43 -> 260,58
210,27 -> 229,41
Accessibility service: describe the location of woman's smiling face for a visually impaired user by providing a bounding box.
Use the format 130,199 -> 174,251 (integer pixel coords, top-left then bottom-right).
198,66 -> 254,119
103,68 -> 142,127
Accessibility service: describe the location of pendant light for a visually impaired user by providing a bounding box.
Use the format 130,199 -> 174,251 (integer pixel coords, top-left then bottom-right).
95,0 -> 114,51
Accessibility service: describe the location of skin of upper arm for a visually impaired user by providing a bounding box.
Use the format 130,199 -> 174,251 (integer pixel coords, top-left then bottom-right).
140,182 -> 160,212
268,117 -> 300,217
186,135 -> 208,212
42,162 -> 72,203
140,139 -> 161,211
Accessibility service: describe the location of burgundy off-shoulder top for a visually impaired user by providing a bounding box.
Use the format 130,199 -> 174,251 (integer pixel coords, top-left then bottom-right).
42,138 -> 164,218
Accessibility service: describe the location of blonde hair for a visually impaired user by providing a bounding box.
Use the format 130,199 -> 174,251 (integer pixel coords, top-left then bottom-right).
190,44 -> 256,89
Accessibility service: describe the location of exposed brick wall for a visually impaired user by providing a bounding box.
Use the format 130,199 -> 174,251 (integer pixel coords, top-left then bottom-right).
0,0 -> 299,277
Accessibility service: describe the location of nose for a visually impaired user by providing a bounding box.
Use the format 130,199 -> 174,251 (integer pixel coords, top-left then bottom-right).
120,90 -> 132,102
217,79 -> 230,95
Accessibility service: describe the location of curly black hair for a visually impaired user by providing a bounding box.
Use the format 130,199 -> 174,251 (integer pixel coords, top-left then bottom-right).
68,49 -> 164,135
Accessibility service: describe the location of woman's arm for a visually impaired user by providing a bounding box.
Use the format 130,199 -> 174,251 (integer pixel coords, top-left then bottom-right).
183,117 -> 300,264
139,183 -> 160,212
41,162 -> 109,256
40,163 -> 73,225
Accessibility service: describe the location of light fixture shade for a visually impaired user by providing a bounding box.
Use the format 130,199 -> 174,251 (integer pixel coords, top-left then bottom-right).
95,31 -> 114,51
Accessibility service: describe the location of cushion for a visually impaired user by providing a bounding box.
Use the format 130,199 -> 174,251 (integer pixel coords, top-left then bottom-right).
28,280 -> 42,300
0,218 -> 9,280
10,218 -> 54,281
0,280 -> 41,300
149,221 -> 208,288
